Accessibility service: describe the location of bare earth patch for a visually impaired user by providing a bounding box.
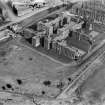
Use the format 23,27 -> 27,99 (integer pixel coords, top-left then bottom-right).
0,39 -> 77,98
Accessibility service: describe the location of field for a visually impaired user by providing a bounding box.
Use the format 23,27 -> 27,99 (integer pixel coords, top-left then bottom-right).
0,39 -> 78,98
79,56 -> 105,104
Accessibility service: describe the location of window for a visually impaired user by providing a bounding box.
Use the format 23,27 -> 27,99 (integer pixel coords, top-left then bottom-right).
69,30 -> 73,37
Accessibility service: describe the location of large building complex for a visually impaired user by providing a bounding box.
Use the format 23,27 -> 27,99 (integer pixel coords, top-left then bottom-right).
20,11 -> 103,62
0,1 -> 105,105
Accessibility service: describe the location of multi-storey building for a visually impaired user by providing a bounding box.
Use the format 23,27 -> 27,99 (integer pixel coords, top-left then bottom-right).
37,14 -> 60,35
34,12 -> 88,60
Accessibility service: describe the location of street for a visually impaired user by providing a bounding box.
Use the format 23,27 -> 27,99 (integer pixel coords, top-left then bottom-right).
0,2 -> 74,31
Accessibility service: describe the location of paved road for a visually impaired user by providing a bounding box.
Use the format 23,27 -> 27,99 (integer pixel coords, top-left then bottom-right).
0,3 -> 73,31
19,4 -> 73,28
